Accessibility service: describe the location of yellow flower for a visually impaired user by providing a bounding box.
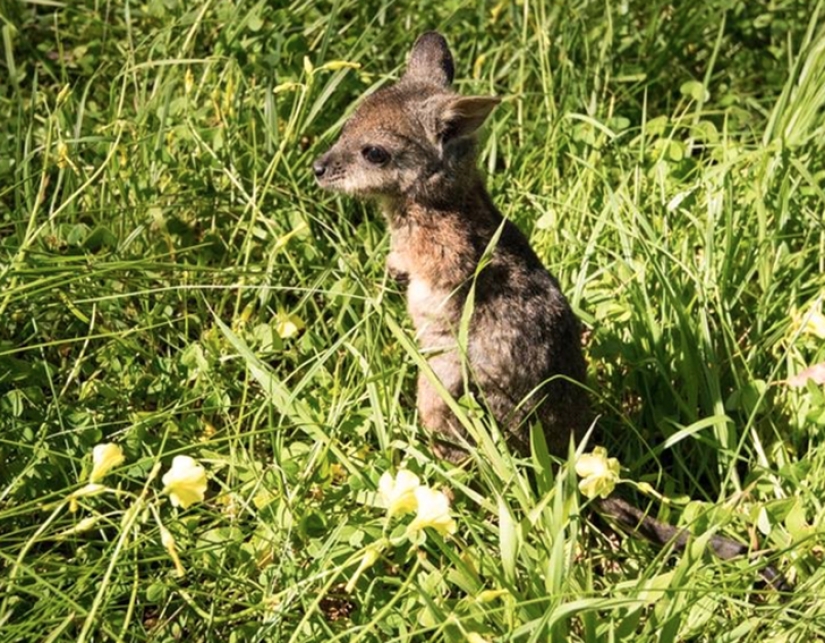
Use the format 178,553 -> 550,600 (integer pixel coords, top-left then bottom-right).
575,447 -> 620,499
160,525 -> 186,577
68,483 -> 106,513
162,455 -> 208,509
89,443 -> 125,483
57,516 -> 99,538
275,311 -> 305,339
477,589 -> 509,603
408,486 -> 457,537
319,60 -> 361,72
184,67 -> 194,96
273,81 -> 303,94
303,56 -> 314,76
472,53 -> 487,80
792,299 -> 825,339
56,141 -> 70,169
345,542 -> 384,593
466,634 -> 492,643
378,469 -> 421,517
56,84 -> 71,106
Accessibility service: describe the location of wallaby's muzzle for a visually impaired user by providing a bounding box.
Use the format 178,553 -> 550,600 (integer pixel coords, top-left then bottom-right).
312,154 -> 329,180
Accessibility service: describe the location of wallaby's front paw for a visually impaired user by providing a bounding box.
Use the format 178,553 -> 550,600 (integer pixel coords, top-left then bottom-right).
431,439 -> 469,464
386,250 -> 411,285
388,266 -> 410,286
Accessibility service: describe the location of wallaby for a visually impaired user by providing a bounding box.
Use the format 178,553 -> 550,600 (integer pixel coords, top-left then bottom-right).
313,32 -> 786,589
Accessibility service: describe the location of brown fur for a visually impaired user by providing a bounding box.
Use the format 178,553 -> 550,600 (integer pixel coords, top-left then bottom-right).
314,33 -> 587,459
313,32 -> 786,589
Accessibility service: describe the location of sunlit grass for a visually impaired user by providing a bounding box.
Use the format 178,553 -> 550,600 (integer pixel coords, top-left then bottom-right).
1,1 -> 824,641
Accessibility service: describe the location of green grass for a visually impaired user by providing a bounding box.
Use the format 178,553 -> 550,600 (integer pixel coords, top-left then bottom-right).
2,0 -> 825,640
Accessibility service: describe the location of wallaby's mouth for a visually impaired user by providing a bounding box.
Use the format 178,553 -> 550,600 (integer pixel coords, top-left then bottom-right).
312,152 -> 345,192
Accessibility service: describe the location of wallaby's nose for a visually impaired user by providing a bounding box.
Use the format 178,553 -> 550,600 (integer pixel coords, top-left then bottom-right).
312,156 -> 327,178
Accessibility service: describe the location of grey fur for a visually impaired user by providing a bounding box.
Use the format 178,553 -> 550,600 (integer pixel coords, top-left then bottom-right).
314,32 -> 588,458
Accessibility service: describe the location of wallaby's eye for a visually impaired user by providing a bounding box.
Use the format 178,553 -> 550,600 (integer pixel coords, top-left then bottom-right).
361,145 -> 390,165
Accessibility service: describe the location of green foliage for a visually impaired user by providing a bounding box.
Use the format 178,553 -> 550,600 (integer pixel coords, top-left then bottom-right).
2,0 -> 825,641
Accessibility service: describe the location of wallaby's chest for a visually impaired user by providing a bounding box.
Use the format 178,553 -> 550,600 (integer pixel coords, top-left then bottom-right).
405,277 -> 461,349
388,214 -> 476,289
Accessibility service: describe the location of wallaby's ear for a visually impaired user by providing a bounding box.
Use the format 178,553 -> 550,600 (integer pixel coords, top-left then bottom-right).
437,96 -> 501,142
405,32 -> 454,87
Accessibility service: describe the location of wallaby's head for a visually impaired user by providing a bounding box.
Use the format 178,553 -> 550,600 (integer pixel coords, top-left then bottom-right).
313,32 -> 500,203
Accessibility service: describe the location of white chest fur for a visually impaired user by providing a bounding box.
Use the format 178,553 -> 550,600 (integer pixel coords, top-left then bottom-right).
406,278 -> 456,344
408,278 -> 454,313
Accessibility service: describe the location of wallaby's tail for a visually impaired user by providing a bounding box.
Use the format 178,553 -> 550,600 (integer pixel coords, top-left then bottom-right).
595,496 -> 790,591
